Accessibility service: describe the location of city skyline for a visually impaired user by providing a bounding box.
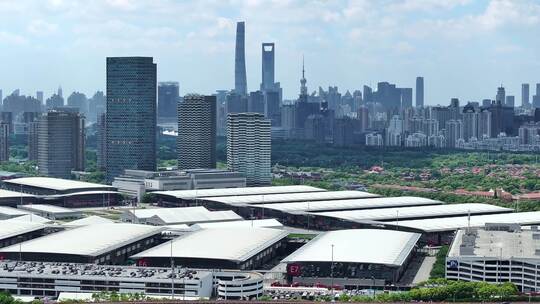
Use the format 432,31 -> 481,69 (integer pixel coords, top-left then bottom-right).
0,0 -> 538,104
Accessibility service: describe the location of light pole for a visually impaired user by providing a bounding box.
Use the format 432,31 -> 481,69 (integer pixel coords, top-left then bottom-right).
170,239 -> 174,300
330,244 -> 335,299
396,210 -> 399,230
307,201 -> 310,230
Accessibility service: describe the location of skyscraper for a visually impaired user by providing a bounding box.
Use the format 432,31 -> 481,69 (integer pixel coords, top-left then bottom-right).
37,110 -> 85,178
27,121 -> 38,161
496,86 -> 505,105
96,113 -> 106,170
462,104 -> 478,141
261,43 -> 275,92
0,122 -> 9,162
522,83 -> 530,108
105,57 -> 156,181
416,77 -> 424,107
400,88 -> 413,108
445,120 -> 463,148
36,91 -> 44,104
158,82 -> 179,123
227,113 -> 271,186
177,94 -> 217,170
234,21 -> 247,96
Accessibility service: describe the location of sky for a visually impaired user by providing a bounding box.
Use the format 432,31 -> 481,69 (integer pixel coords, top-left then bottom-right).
0,0 -> 539,105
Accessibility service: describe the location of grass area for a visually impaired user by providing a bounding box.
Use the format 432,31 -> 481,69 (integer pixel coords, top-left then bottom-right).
429,245 -> 449,279
288,233 -> 317,240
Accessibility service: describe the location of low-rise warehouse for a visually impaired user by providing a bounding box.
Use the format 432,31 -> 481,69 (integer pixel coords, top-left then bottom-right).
0,223 -> 165,264
0,221 -> 46,249
189,218 -> 283,231
153,185 -> 326,207
2,177 -> 121,207
132,227 -> 289,270
312,203 -> 512,223
0,206 -> 31,220
282,229 -> 420,288
121,206 -> 243,225
63,215 -> 114,226
446,224 -> 540,292
17,204 -> 83,220
386,211 -> 540,245
0,189 -> 37,207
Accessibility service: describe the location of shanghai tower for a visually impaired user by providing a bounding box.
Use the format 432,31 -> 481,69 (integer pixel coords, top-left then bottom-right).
234,21 -> 247,96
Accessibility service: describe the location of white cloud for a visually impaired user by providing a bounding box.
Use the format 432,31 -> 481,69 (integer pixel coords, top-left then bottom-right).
27,20 -> 59,36
0,31 -> 28,45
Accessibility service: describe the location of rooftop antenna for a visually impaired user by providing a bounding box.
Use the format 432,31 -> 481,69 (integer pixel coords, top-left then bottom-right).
467,209 -> 471,233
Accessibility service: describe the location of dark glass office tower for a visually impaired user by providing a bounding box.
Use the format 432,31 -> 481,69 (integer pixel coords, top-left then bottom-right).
235,22 -> 247,96
416,76 -> 424,107
261,43 -> 275,92
105,57 -> 156,181
158,82 -> 179,122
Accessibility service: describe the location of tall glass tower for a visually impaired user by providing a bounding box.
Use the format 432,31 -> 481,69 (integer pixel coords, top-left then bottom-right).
234,22 -> 247,96
260,43 -> 275,92
105,57 -> 157,181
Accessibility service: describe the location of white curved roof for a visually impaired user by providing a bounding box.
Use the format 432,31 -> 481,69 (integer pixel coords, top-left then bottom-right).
132,228 -> 288,262
153,185 -> 325,199
0,206 -> 30,216
0,189 -> 35,199
5,177 -> 114,191
5,214 -> 51,224
126,206 -> 242,225
282,229 -> 420,267
0,220 -> 45,241
64,216 -> 114,226
0,223 -> 164,257
391,211 -> 540,232
190,219 -> 283,230
205,191 -> 378,206
314,203 -> 512,222
258,196 -> 442,213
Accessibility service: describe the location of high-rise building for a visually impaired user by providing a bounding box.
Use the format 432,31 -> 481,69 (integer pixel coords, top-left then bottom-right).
227,113 -> 271,186
522,84 -> 530,108
264,91 -> 281,126
177,94 -> 216,170
462,104 -> 478,141
261,43 -> 275,92
234,21 -> 247,96
363,85 -> 373,104
0,112 -> 13,135
445,119 -> 463,148
357,106 -> 369,132
304,114 -> 326,143
478,109 -> 492,139
505,95 -> 515,108
67,92 -> 88,115
88,91 -> 106,123
36,91 -> 44,104
333,117 -> 355,147
158,82 -> 179,123
0,122 -> 9,162
226,92 -> 248,114
416,77 -> 424,107
496,86 -> 505,105
400,88 -> 413,108
248,91 -> 265,114
105,57 -> 157,181
27,121 -> 38,161
96,113 -> 106,170
37,110 -> 85,178
534,83 -> 540,108
46,94 -> 64,109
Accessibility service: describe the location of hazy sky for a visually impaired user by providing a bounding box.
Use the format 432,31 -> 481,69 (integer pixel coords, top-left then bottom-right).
0,0 -> 539,105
